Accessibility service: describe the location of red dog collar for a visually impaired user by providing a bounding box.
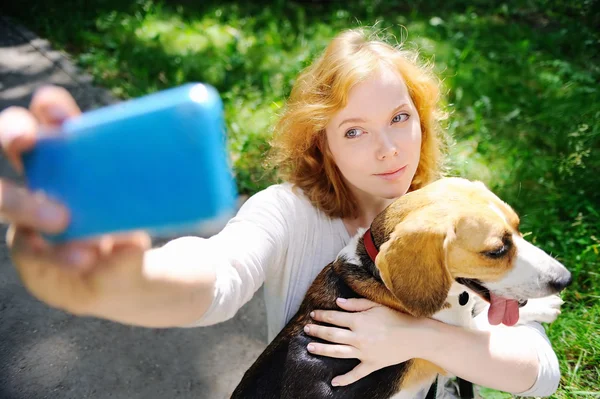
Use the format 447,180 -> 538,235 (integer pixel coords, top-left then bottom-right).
363,228 -> 379,262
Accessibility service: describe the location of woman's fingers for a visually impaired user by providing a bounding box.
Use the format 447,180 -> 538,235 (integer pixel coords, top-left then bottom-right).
309,299 -> 381,331
0,180 -> 70,233
101,231 -> 152,250
310,309 -> 356,329
29,85 -> 81,127
9,225 -> 96,271
0,85 -> 81,174
53,242 -> 100,270
304,323 -> 355,345
0,86 -> 78,233
49,231 -> 151,269
6,225 -> 47,253
331,363 -> 375,387
68,231 -> 151,252
0,106 -> 38,173
335,297 -> 380,312
306,341 -> 357,359
8,223 -> 151,272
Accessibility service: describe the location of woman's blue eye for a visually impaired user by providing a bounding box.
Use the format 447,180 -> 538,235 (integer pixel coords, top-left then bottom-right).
392,113 -> 410,123
345,128 -> 364,138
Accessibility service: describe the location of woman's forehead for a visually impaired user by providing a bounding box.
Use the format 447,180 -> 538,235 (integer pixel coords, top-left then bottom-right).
335,67 -> 412,119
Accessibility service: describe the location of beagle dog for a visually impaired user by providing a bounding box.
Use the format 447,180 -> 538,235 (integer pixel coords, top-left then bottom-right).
231,177 -> 571,399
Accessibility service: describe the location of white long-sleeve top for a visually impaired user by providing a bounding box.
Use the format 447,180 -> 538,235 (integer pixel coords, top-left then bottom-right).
154,183 -> 560,397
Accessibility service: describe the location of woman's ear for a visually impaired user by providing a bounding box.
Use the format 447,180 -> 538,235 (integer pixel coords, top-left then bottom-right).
376,219 -> 453,318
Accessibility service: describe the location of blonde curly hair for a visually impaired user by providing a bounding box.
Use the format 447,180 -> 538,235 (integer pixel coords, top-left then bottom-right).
267,28 -> 447,219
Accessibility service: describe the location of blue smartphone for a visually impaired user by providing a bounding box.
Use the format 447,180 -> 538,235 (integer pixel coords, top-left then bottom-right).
22,83 -> 238,243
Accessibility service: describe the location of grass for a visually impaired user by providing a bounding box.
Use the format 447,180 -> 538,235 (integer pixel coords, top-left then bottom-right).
3,0 -> 599,397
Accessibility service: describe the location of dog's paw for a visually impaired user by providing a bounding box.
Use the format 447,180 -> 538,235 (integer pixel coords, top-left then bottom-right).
518,295 -> 565,325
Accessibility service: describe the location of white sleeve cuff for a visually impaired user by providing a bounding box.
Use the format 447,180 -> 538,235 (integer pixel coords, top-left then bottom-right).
182,260 -> 234,327
514,322 -> 561,397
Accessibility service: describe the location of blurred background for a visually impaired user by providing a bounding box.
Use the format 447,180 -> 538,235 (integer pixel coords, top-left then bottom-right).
0,0 -> 598,398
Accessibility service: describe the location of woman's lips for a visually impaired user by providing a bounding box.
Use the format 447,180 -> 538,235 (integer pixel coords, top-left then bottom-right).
374,165 -> 407,181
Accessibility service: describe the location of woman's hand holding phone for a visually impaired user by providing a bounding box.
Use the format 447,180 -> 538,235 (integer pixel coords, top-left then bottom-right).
0,84 -> 225,325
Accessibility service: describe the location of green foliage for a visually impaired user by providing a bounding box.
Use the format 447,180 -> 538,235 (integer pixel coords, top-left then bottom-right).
4,1 -> 599,397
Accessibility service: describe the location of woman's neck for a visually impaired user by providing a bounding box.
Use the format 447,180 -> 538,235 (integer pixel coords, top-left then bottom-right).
342,189 -> 396,237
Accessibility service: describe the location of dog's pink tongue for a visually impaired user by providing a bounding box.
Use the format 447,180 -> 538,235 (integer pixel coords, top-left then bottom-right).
488,293 -> 520,326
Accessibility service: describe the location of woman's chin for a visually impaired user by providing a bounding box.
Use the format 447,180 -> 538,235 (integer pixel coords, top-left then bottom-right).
350,179 -> 411,202
377,185 -> 410,200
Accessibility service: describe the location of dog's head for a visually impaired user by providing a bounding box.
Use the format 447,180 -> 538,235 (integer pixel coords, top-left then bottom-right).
370,177 -> 571,325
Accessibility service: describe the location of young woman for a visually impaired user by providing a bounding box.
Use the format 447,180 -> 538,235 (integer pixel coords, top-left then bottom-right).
0,29 -> 560,398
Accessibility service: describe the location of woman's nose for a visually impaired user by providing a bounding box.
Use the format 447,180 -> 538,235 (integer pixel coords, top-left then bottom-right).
376,131 -> 398,160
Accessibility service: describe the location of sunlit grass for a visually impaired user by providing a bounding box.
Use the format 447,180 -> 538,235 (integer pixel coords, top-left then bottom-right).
548,290 -> 600,398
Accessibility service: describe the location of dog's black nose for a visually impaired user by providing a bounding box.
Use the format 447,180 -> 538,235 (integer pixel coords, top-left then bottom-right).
549,272 -> 573,292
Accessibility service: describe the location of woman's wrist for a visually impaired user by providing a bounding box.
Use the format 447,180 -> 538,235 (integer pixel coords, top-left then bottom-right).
411,317 -> 454,361
87,244 -> 217,328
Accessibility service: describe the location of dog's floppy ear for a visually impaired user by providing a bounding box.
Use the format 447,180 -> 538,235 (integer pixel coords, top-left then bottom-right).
376,218 -> 454,318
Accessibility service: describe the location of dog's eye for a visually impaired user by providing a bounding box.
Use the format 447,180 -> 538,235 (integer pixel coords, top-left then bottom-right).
484,245 -> 508,259
483,235 -> 513,259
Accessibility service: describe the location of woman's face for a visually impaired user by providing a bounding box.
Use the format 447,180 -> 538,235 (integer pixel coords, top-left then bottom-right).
325,66 -> 422,202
